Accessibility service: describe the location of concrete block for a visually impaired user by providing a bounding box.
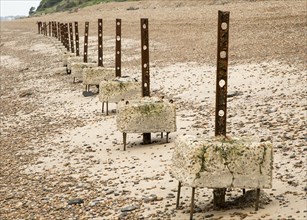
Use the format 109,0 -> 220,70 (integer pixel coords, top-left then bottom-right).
170,135 -> 273,189
83,67 -> 114,86
71,62 -> 96,81
67,56 -> 83,71
99,77 -> 142,103
117,97 -> 176,133
62,52 -> 76,67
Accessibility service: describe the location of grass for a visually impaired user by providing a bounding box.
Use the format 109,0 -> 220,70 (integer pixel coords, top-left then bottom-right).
34,0 -> 133,15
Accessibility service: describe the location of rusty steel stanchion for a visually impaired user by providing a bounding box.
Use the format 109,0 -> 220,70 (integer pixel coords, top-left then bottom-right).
69,23 -> 74,53
53,21 -> 56,38
98,19 -> 103,67
37,21 -> 41,34
51,21 -> 54,37
48,22 -> 51,36
54,21 -> 57,38
58,22 -> 61,41
84,22 -> 89,63
44,22 -> 47,36
61,23 -> 64,45
66,23 -> 70,51
141,18 -> 151,144
115,19 -> 121,77
75,22 -> 80,56
213,10 -> 230,209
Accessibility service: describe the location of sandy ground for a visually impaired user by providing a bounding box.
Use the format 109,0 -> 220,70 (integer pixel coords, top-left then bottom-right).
0,0 -> 306,219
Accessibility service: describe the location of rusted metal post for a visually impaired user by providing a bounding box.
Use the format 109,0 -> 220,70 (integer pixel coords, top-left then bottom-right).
37,21 -> 41,34
61,23 -> 64,45
84,22 -> 89,63
69,23 -> 74,53
115,19 -> 121,77
54,22 -> 57,38
65,23 -> 70,51
75,22 -> 80,56
51,22 -> 54,37
141,18 -> 151,144
43,22 -> 47,36
213,10 -> 230,208
98,19 -> 103,67
58,22 -> 61,41
48,22 -> 51,36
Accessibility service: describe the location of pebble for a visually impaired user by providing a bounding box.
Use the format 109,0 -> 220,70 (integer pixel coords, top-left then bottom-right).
67,198 -> 84,205
121,205 -> 137,212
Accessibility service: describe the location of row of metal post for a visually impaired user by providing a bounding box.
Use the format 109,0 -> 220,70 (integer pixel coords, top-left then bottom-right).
37,19 -> 124,77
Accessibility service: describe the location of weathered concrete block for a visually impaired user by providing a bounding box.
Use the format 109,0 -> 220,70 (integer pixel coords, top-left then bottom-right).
117,97 -> 176,133
99,77 -> 142,103
67,56 -> 83,71
62,52 -> 75,67
71,62 -> 96,80
170,135 -> 273,189
83,67 -> 114,86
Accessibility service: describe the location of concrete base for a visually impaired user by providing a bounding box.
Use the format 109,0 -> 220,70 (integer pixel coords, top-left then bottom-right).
67,56 -> 83,72
70,62 -> 97,82
99,76 -> 142,104
171,135 -> 273,218
170,135 -> 273,189
117,97 -> 176,133
117,97 -> 176,150
62,52 -> 76,67
83,67 -> 114,88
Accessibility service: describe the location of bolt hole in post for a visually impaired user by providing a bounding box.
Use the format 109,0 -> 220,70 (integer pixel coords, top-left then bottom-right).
218,110 -> 225,117
220,51 -> 227,59
219,79 -> 226,87
221,22 -> 228,30
117,36 -> 121,41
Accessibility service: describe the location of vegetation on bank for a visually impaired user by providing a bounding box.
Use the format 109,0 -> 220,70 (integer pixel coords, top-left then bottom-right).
30,0 -> 131,15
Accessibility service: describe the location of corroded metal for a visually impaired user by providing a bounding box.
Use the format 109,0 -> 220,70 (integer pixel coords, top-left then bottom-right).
74,22 -> 80,56
98,19 -> 103,67
214,10 -> 230,209
44,22 -> 47,36
215,10 -> 229,137
49,22 -> 51,36
66,23 -> 70,51
69,23 -> 74,53
141,18 -> 151,144
57,22 -> 60,41
37,21 -> 41,34
55,22 -> 58,38
84,22 -> 89,63
61,23 -> 64,44
115,19 -> 121,77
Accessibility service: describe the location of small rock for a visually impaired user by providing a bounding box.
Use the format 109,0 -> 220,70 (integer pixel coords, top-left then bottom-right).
19,90 -> 33,98
143,194 -> 157,203
227,91 -> 243,98
166,193 -> 175,199
67,198 -> 84,205
121,205 -> 137,212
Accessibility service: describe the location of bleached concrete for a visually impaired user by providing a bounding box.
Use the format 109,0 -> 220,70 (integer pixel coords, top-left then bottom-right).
170,135 -> 273,189
82,67 -> 114,87
99,76 -> 142,103
117,97 -> 176,133
62,52 -> 76,67
70,62 -> 96,82
66,56 -> 83,72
